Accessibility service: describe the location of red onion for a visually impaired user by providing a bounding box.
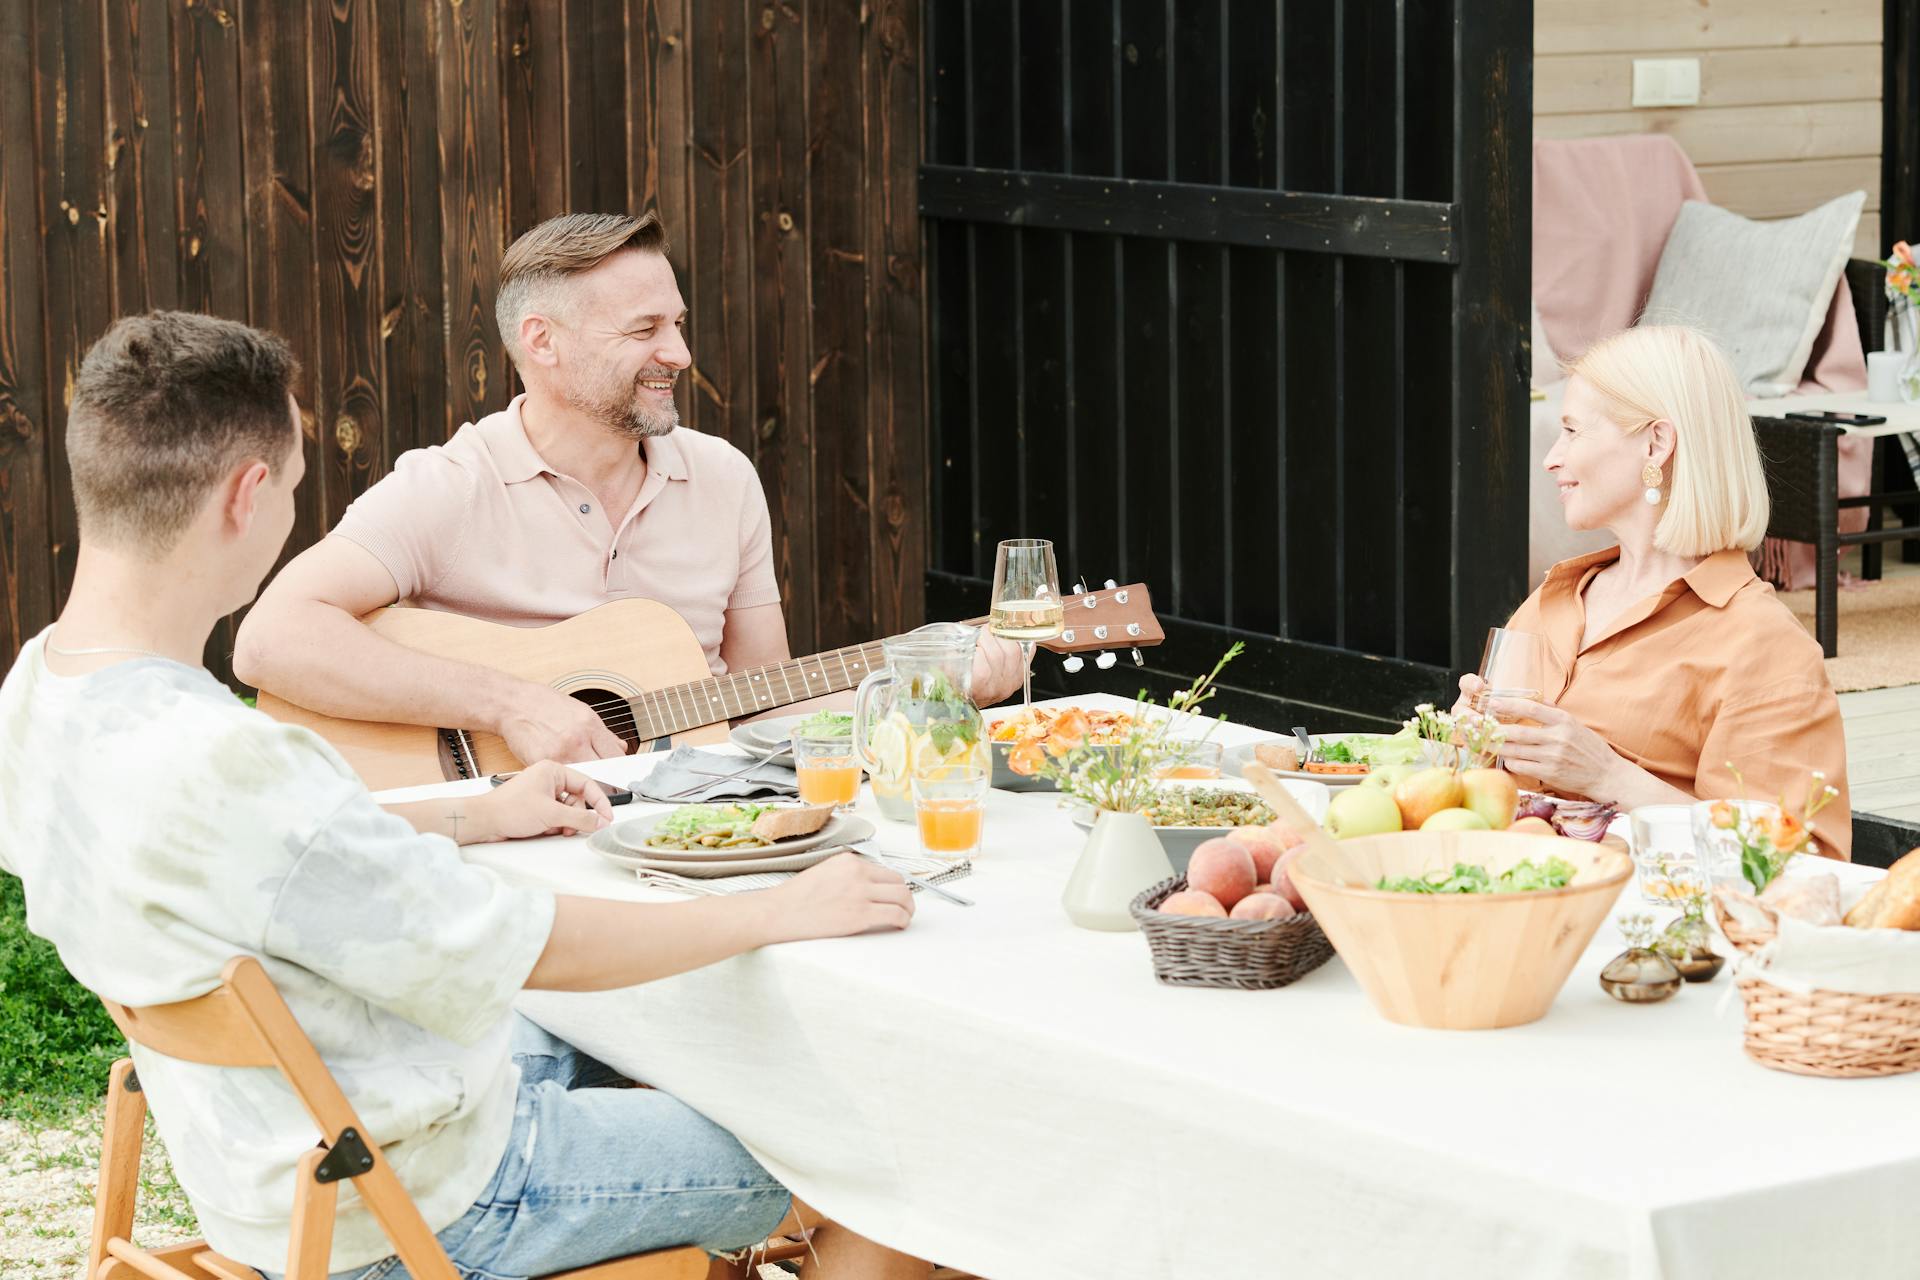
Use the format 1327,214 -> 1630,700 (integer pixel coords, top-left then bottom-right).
1514,793 -> 1559,822
1549,800 -> 1617,842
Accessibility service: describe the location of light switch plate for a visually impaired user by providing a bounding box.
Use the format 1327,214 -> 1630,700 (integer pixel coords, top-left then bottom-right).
1632,58 -> 1701,108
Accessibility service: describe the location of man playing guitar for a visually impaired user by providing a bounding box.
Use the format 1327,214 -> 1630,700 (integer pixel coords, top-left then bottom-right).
235,212 -> 1022,762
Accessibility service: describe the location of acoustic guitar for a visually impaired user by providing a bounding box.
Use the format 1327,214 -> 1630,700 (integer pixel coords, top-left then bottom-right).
254,583 -> 1164,790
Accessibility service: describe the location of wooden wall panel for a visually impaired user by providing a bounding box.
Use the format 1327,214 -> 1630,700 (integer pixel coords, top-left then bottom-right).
0,0 -> 928,683
0,10 -> 52,663
1536,4 -> 1884,261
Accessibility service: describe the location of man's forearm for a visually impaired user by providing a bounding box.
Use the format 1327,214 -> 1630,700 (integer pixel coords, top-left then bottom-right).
237,599 -> 527,733
525,894 -> 776,992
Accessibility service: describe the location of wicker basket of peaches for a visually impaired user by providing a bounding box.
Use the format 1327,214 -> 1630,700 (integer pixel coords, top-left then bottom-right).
1128,822 -> 1336,990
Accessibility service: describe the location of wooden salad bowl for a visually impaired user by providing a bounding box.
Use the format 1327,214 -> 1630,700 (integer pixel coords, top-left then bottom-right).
1289,831 -> 1632,1030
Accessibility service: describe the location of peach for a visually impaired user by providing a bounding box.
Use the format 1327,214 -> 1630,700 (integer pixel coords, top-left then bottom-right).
1187,838 -> 1258,909
1230,893 -> 1297,922
1159,889 -> 1227,918
1509,816 -> 1556,836
1227,825 -> 1291,881
1270,845 -> 1309,912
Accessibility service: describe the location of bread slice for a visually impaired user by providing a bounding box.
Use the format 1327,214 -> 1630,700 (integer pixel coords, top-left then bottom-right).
1851,847 -> 1920,930
751,805 -> 835,843
1843,879 -> 1888,928
1254,742 -> 1299,772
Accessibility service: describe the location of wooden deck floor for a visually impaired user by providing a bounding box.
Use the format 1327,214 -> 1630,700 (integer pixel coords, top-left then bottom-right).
1843,682 -> 1920,821
1836,550 -> 1919,821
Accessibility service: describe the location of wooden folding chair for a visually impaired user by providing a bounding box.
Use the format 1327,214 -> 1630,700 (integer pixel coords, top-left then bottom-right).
86,954 -> 743,1280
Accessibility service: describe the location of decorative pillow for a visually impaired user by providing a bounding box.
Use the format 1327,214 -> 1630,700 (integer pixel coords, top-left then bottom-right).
1641,192 -> 1865,396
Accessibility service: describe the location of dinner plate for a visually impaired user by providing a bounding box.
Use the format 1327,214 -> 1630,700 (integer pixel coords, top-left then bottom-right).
608,808 -> 867,858
726,715 -> 804,767
1220,734 -> 1400,788
588,825 -> 867,878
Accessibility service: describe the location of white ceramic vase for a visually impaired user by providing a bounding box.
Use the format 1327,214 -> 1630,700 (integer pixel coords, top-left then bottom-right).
1061,810 -> 1175,932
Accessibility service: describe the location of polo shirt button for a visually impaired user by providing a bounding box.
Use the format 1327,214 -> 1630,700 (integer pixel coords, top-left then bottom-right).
579,503 -> 591,514
611,549 -> 618,559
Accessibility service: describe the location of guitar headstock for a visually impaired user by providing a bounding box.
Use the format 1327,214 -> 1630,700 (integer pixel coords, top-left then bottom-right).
1039,581 -> 1163,671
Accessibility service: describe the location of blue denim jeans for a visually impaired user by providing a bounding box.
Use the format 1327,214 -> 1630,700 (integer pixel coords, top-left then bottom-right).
308,1016 -> 792,1280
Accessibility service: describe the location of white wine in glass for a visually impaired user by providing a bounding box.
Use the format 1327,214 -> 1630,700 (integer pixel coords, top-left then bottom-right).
989,539 -> 1063,708
988,597 -> 1066,641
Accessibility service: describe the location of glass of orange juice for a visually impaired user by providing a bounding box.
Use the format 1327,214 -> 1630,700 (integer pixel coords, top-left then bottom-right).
912,765 -> 988,861
792,729 -> 863,812
1154,738 -> 1222,780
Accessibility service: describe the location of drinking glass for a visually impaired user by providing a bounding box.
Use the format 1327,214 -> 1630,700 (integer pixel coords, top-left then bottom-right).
1154,738 -> 1224,780
1474,627 -> 1548,720
791,729 -> 863,812
1627,804 -> 1706,906
912,765 -> 989,861
989,539 -> 1063,709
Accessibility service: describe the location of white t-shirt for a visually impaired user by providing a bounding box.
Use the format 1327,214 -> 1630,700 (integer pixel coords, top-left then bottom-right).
0,632 -> 557,1270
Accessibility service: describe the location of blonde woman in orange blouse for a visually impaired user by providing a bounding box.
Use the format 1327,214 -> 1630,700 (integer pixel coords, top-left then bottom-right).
1458,325 -> 1851,857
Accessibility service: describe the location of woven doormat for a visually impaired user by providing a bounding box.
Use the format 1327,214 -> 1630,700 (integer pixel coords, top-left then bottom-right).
1776,573 -> 1920,693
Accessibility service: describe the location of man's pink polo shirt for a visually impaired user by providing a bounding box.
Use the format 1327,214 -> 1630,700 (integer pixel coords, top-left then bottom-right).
331,395 -> 780,675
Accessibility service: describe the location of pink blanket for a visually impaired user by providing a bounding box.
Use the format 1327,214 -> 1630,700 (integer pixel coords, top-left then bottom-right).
1532,135 -> 1870,588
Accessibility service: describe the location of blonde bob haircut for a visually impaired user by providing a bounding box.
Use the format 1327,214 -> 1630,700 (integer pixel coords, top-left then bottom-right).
1565,324 -> 1770,555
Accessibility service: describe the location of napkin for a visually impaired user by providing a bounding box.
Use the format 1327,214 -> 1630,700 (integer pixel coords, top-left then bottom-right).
631,746 -> 799,803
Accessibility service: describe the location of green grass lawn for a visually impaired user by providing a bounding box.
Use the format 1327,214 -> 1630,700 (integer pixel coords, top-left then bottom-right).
0,873 -> 126,1125
0,871 -> 197,1269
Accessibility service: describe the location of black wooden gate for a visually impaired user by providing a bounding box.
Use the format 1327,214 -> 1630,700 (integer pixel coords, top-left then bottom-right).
920,0 -> 1530,727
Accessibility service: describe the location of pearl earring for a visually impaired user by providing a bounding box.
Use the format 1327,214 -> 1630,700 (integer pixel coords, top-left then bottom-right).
1641,463 -> 1664,505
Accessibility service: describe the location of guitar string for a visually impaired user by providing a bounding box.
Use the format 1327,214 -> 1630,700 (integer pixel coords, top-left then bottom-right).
485,591 -> 1134,742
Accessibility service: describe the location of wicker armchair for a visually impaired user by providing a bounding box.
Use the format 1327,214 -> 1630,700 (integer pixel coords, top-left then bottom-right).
1751,259 -> 1920,657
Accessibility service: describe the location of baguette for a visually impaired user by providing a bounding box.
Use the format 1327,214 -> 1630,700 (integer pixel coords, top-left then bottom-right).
1253,742 -> 1299,772
751,805 -> 835,843
1845,847 -> 1920,930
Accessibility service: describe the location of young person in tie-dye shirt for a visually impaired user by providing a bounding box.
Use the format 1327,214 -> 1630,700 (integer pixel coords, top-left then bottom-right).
0,312 -> 930,1278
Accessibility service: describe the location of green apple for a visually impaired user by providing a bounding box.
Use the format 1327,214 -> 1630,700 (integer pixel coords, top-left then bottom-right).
1325,784 -> 1404,838
1458,767 -> 1519,830
1363,763 -> 1419,791
1421,807 -> 1492,832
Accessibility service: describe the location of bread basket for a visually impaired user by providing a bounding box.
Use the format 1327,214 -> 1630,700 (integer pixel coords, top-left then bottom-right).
1712,885 -> 1920,1078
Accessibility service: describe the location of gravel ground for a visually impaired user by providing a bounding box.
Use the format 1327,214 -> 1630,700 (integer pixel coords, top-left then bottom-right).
0,1105 -> 196,1280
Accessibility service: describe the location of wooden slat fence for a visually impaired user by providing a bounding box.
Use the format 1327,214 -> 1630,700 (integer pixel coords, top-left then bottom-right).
0,0 -> 925,686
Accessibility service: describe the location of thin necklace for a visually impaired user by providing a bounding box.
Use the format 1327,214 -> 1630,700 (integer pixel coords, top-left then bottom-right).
45,637 -> 170,661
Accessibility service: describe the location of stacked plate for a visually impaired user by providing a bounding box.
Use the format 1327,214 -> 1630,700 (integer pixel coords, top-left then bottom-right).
589,810 -> 876,878
726,714 -> 804,767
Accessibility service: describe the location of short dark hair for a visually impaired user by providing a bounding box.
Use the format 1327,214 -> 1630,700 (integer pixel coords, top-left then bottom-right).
67,311 -> 298,551
495,212 -> 671,363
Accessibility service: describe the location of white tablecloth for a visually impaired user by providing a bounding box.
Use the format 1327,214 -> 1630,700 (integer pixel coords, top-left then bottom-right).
377,696 -> 1918,1280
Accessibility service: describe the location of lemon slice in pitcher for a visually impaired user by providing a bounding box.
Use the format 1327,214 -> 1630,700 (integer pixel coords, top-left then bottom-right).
911,729 -> 989,781
868,715 -> 910,784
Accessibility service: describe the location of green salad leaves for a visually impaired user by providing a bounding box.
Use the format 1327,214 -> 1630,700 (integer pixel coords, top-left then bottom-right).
793,711 -> 854,738
658,803 -> 772,838
1376,857 -> 1577,895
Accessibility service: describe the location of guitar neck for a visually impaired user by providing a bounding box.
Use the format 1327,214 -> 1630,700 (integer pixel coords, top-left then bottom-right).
623,640 -> 892,742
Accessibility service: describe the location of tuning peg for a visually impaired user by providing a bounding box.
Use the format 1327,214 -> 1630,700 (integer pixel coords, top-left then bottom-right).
1062,654 -> 1084,674
1071,579 -> 1087,595
1131,648 -> 1144,666
1095,650 -> 1117,670
1103,578 -> 1118,590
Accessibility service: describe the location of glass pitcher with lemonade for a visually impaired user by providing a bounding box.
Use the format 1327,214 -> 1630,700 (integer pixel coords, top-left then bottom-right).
852,623 -> 990,822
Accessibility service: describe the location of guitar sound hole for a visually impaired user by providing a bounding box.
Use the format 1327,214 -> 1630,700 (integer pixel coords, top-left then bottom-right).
573,688 -> 644,754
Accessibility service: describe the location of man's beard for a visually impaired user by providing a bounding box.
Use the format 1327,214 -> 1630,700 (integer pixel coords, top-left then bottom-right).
564,362 -> 680,440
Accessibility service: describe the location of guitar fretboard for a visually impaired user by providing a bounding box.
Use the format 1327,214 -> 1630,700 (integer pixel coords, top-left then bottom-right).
621,640 -> 892,742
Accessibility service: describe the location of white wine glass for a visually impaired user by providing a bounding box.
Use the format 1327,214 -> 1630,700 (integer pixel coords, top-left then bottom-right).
1474,627 -> 1548,721
989,539 -> 1063,708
